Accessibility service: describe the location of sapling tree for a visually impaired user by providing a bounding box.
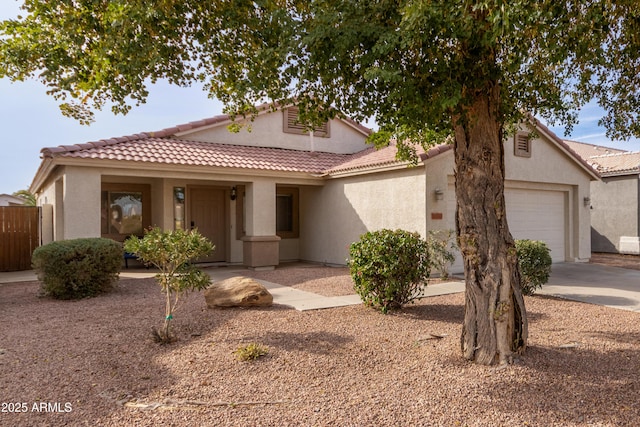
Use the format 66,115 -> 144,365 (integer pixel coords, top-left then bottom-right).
124,227 -> 213,343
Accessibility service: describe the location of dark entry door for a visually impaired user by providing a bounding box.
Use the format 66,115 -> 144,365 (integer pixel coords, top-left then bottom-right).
189,187 -> 226,262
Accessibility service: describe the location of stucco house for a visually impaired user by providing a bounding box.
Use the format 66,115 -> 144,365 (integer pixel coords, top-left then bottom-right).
30,107 -> 598,271
0,193 -> 26,206
564,140 -> 640,254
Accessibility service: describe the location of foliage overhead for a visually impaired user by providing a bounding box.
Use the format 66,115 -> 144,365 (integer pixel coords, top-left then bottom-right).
12,189 -> 36,206
1,1 -> 639,143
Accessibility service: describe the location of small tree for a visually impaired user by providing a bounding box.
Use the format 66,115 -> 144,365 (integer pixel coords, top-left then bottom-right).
124,227 -> 213,343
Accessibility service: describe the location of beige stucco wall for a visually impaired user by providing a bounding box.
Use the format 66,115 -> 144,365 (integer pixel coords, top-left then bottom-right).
178,111 -> 370,154
299,167 -> 427,265
430,130 -> 594,273
590,176 -> 639,252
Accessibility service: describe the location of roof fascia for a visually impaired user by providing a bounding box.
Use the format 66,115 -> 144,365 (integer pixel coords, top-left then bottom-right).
530,119 -> 601,181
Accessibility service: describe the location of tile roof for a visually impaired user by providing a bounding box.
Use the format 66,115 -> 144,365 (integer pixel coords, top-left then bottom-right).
563,140 -> 627,159
588,152 -> 640,176
326,142 -> 451,174
563,140 -> 639,176
48,137 -> 352,174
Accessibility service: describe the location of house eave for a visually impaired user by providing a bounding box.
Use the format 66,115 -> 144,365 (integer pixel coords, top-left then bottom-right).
327,161 -> 424,178
38,157 -> 329,185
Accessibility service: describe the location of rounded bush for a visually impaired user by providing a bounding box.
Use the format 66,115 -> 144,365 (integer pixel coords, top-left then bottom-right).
348,229 -> 430,313
32,238 -> 122,299
515,239 -> 552,296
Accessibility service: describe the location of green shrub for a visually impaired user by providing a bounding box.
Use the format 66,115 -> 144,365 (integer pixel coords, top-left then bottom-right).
515,239 -> 552,296
426,229 -> 457,279
124,227 -> 213,343
32,238 -> 122,299
234,343 -> 269,361
348,229 -> 431,313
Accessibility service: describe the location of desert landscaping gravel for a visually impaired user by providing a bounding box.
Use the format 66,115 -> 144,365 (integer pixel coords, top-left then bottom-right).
1,264 -> 639,426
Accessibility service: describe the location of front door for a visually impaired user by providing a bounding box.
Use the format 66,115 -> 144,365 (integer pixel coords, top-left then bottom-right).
189,187 -> 227,262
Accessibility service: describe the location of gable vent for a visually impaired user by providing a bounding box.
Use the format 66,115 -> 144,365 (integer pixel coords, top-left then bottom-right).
514,132 -> 532,158
283,107 -> 330,138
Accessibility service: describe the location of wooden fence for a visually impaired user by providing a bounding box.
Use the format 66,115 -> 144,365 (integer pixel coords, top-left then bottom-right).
0,206 -> 40,272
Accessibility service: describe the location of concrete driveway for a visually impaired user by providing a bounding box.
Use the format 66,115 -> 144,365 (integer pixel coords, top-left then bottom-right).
538,262 -> 640,312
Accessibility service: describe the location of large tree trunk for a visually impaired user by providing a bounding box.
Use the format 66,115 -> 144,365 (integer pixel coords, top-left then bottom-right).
453,84 -> 528,365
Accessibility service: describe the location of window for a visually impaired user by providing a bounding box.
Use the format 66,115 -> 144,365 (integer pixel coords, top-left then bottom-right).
235,185 -> 299,239
101,184 -> 151,241
276,187 -> 299,239
235,185 -> 246,240
514,132 -> 532,158
283,107 -> 330,137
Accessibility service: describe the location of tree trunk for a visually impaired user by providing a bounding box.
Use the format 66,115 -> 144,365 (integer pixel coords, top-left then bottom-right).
453,84 -> 528,365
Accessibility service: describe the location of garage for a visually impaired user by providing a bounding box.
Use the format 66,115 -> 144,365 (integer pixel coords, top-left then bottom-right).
504,188 -> 566,262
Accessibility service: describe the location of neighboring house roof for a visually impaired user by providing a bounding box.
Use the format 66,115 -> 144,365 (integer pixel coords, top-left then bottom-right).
588,152 -> 640,177
563,140 -> 627,159
0,193 -> 26,206
563,140 -> 639,177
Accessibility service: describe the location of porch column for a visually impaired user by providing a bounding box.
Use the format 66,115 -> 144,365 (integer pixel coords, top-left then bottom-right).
242,179 -> 280,269
63,167 -> 101,240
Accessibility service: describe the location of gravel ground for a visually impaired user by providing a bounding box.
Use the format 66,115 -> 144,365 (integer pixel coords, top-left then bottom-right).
1,260 -> 639,426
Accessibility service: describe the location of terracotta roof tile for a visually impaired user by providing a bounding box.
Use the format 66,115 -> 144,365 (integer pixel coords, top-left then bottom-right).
326,142 -> 447,174
563,140 -> 627,159
588,152 -> 640,176
53,137 -> 351,174
562,140 -> 638,176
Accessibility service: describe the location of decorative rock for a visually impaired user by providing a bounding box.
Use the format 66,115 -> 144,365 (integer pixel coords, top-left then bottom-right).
204,276 -> 273,308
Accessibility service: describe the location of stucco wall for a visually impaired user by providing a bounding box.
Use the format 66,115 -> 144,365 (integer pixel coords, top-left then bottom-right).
299,167 -> 426,265
179,111 -> 370,154
591,176 -> 639,252
62,167 -> 101,239
429,131 -> 594,273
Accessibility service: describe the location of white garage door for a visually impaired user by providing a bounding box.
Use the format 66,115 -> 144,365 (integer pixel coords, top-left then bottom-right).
505,188 -> 566,262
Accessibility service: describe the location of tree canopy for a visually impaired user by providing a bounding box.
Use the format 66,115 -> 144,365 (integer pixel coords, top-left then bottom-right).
2,1 -> 638,139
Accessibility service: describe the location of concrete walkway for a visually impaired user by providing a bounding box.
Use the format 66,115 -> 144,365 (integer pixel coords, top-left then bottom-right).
204,268 -> 467,311
2,263 -> 639,312
539,262 -> 640,312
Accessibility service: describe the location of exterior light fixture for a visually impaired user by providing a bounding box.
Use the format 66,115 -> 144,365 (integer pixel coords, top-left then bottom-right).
434,188 -> 444,201
230,186 -> 237,201
583,196 -> 591,207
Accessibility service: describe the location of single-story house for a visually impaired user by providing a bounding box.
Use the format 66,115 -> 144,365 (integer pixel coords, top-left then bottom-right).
564,140 -> 640,254
0,193 -> 26,206
30,107 -> 598,271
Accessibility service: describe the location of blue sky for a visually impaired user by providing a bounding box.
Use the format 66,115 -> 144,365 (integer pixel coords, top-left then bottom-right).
1,2 -> 639,195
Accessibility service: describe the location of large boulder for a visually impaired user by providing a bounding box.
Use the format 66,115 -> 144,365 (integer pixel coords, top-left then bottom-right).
204,276 -> 273,308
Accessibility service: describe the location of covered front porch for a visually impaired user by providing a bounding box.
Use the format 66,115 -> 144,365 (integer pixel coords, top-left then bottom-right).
38,165 -> 324,270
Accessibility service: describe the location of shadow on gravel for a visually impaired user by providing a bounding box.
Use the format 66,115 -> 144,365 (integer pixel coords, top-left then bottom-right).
486,344 -> 640,425
237,330 -> 354,355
